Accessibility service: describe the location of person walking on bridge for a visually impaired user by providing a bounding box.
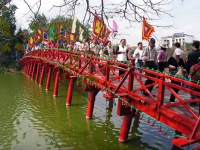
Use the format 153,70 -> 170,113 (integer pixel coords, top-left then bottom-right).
141,38 -> 157,97
168,47 -> 185,103
186,41 -> 200,74
133,42 -> 143,80
116,39 -> 128,76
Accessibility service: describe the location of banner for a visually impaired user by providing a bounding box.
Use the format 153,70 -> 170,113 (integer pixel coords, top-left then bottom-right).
79,26 -> 84,41
58,24 -> 66,39
92,12 -> 110,44
67,32 -> 77,42
42,32 -> 49,42
112,20 -> 118,37
142,17 -> 155,41
49,27 -> 54,41
71,16 -> 78,33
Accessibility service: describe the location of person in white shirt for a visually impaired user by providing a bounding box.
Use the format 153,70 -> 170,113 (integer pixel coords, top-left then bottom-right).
133,42 -> 143,80
116,39 -> 128,76
133,42 -> 143,68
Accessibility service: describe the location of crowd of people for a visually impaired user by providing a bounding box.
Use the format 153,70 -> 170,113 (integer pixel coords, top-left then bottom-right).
27,37 -> 200,105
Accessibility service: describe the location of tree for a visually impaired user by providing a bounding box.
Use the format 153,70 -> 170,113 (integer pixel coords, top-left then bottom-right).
48,0 -> 174,28
29,13 -> 49,32
0,3 -> 17,52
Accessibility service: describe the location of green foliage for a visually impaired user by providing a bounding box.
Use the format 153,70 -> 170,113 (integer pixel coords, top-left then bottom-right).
29,13 -> 49,31
2,42 -> 11,52
15,43 -> 24,51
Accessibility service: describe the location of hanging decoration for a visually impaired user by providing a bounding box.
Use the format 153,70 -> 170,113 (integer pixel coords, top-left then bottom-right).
142,17 -> 155,41
92,11 -> 111,44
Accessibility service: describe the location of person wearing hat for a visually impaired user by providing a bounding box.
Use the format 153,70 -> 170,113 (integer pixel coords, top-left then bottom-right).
157,43 -> 167,73
167,45 -> 185,103
141,38 -> 157,97
186,41 -> 200,73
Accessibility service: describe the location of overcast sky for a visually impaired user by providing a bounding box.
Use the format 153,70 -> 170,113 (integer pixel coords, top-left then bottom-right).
11,0 -> 200,46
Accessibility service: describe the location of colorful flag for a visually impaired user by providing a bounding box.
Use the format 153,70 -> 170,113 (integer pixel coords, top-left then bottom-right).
142,17 -> 155,41
30,37 -> 33,45
71,16 -> 78,33
42,32 -> 49,42
92,11 -> 110,44
34,34 -> 40,42
49,27 -> 54,41
112,20 -> 118,37
79,26 -> 84,41
38,29 -> 42,36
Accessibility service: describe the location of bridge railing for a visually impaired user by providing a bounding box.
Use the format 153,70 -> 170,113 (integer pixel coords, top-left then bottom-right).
21,49 -> 200,143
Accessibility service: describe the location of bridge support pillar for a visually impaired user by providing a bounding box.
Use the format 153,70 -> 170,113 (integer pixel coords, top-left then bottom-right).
66,76 -> 77,105
119,112 -> 134,142
46,66 -> 53,91
31,63 -> 36,79
53,69 -> 60,97
39,65 -> 45,86
86,88 -> 99,119
28,63 -> 32,77
35,63 -> 40,82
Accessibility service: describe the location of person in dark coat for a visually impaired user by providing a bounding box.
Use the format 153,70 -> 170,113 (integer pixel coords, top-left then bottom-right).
186,41 -> 200,73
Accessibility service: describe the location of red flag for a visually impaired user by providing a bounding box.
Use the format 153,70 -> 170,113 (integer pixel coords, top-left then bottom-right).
142,17 -> 155,41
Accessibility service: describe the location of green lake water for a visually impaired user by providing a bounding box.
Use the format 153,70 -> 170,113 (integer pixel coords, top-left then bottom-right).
0,73 -> 194,150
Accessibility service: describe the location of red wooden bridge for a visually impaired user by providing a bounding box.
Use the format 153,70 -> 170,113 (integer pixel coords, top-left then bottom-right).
20,49 -> 200,148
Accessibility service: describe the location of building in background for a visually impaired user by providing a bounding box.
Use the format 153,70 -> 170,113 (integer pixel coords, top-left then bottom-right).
160,32 -> 195,49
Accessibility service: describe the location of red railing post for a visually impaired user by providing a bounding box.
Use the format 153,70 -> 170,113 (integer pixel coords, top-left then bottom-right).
105,61 -> 110,81
39,64 -> 45,86
86,88 -> 99,119
128,63 -> 134,91
53,69 -> 60,97
66,76 -> 77,105
35,63 -> 40,82
156,75 -> 165,120
89,56 -> 93,74
45,66 -> 53,91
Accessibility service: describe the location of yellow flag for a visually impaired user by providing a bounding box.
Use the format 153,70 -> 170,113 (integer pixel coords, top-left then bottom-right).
38,29 -> 41,36
30,37 -> 33,44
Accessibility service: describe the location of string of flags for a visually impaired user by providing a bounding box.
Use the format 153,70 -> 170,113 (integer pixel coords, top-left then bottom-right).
28,13 -> 155,47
